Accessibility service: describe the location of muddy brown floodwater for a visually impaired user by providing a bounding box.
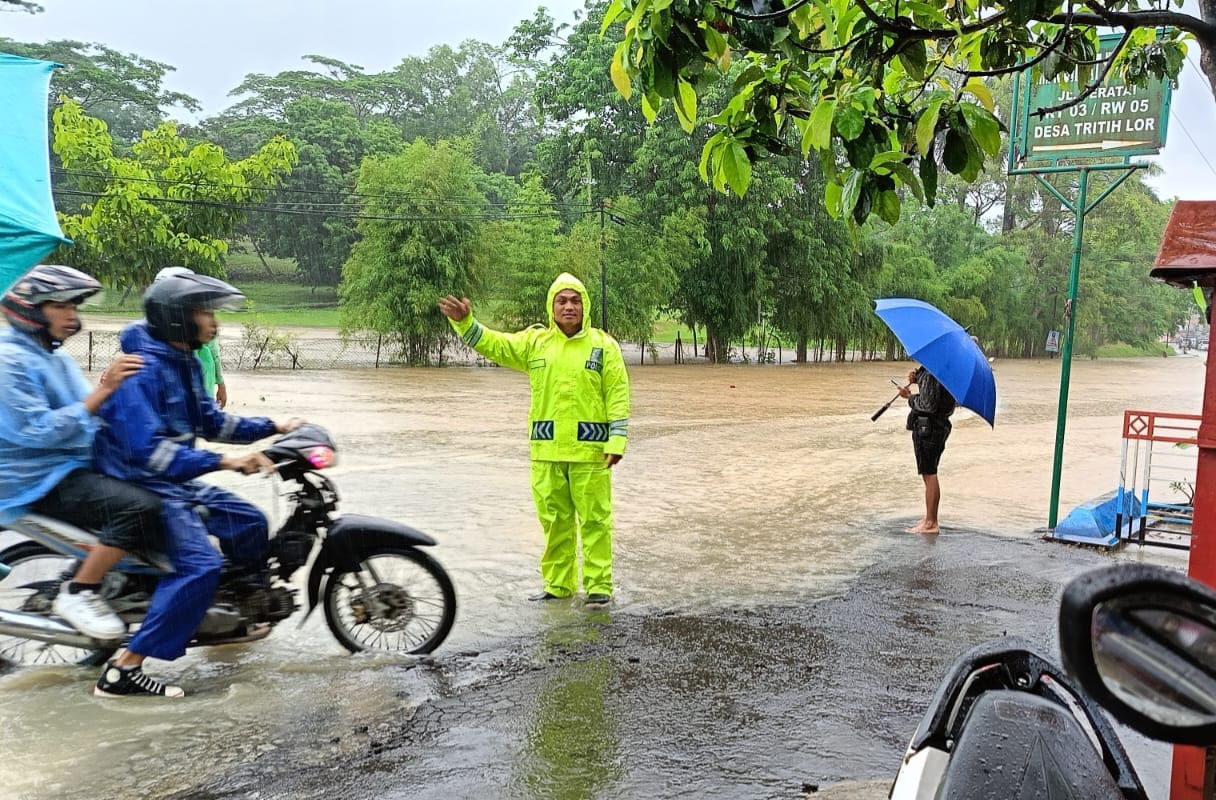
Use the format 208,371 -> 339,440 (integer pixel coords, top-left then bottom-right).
0,354 -> 1203,799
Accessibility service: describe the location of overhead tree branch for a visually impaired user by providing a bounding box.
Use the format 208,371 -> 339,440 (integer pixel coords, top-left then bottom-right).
949,23 -> 1072,77
1032,31 -> 1130,117
1044,9 -> 1216,41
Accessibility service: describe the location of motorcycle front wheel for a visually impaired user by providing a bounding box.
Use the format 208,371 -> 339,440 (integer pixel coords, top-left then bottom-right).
0,541 -> 115,668
322,546 -> 456,655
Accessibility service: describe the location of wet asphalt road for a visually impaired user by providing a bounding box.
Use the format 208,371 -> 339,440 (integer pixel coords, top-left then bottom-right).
168,526 -> 1175,800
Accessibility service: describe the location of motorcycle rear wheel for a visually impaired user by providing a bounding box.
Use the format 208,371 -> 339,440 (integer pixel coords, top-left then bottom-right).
322,546 -> 456,655
0,541 -> 115,668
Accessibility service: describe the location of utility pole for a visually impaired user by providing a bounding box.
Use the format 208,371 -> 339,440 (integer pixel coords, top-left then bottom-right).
599,198 -> 607,331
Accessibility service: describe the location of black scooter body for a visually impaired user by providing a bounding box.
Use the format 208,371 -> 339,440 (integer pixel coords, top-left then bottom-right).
891,638 -> 1146,800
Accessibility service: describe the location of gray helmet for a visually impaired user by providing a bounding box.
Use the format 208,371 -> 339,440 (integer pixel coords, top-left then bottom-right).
143,271 -> 244,349
2,264 -> 102,345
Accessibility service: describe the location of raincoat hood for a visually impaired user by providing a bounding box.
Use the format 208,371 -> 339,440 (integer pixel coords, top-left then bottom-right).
546,273 -> 590,333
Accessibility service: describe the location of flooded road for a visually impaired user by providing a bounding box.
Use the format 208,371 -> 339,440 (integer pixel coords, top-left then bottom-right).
0,355 -> 1203,799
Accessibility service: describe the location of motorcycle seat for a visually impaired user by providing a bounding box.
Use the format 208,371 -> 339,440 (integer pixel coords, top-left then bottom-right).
8,513 -> 173,574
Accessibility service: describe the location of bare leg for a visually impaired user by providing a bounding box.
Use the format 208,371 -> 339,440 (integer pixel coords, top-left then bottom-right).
112,648 -> 146,668
909,474 -> 943,530
72,544 -> 126,584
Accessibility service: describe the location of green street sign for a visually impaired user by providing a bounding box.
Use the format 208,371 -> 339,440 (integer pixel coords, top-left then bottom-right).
1015,35 -> 1172,165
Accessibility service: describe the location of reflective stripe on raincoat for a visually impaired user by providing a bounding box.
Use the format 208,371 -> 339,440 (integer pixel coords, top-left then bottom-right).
448,272 -> 630,463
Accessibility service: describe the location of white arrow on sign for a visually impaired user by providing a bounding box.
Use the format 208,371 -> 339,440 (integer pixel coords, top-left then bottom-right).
1032,140 -> 1152,152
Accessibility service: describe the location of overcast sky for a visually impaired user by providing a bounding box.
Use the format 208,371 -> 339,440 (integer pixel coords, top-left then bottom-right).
4,0 -> 1215,202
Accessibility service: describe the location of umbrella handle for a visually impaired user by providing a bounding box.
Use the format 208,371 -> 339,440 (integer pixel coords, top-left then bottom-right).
872,380 -> 910,422
871,392 -> 902,422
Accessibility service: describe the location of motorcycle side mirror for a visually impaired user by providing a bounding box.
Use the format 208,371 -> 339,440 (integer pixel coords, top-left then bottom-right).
1059,564 -> 1216,747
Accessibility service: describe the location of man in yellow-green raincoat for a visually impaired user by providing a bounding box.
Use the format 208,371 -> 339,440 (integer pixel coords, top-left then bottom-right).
439,273 -> 630,606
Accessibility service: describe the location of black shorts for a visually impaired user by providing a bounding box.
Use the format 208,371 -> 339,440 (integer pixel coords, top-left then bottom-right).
32,469 -> 164,553
911,417 -> 951,475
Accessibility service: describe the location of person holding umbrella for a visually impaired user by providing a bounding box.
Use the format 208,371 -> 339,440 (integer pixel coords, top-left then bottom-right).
897,365 -> 957,534
873,298 -> 996,534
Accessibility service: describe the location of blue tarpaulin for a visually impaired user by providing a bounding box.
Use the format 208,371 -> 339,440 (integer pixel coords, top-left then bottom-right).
1049,490 -> 1143,548
0,53 -> 70,293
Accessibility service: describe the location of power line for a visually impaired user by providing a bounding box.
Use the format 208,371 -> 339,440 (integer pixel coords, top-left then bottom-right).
1167,55 -> 1216,182
1168,117 -> 1216,181
51,167 -> 592,210
51,187 -> 589,223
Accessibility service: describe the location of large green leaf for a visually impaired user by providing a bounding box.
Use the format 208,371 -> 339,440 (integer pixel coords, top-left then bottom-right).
835,106 -> 865,141
897,41 -> 927,81
959,103 -> 1002,158
721,141 -> 752,195
610,42 -> 633,100
674,78 -> 698,133
601,0 -> 627,33
916,98 -> 944,157
824,180 -> 843,219
919,145 -> 938,205
1004,0 -> 1038,25
876,189 -> 901,224
808,98 -> 837,152
841,169 -> 863,217
942,129 -> 970,175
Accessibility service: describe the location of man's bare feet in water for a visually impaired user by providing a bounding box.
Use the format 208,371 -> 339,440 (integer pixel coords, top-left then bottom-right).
906,521 -> 941,534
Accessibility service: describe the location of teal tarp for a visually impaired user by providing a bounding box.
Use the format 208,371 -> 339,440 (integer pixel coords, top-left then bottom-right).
0,53 -> 70,293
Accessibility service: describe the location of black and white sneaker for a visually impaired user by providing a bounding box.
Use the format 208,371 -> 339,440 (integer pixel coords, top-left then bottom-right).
93,661 -> 185,698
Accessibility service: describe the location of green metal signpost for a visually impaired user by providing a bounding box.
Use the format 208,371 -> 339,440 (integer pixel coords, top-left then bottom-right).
1007,33 -> 1173,529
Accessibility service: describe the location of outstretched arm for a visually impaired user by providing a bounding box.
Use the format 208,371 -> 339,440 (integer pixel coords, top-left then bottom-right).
438,295 -> 534,372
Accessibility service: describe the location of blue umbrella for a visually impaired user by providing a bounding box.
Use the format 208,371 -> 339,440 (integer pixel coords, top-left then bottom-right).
874,298 -> 996,427
0,53 -> 71,293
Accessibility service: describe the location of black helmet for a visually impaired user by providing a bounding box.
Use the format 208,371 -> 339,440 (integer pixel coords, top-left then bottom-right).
143,271 -> 245,349
2,264 -> 102,346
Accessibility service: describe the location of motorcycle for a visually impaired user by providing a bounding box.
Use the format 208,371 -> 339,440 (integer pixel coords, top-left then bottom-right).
0,423 -> 457,668
890,562 -> 1216,799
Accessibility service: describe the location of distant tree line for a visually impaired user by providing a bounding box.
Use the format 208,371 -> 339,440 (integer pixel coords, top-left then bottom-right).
0,3 -> 1190,364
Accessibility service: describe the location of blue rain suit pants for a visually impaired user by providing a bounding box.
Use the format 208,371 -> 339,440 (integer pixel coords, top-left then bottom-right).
128,482 -> 268,661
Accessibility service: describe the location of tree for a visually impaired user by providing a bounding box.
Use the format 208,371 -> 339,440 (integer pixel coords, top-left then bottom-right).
0,38 -> 199,142
480,174 -> 566,326
203,97 -> 405,287
603,0 -> 1209,225
549,195 -> 679,346
766,170 -> 879,361
0,2 -> 43,15
1073,175 -> 1190,351
339,140 -> 488,364
48,100 -> 297,291
526,3 -> 652,205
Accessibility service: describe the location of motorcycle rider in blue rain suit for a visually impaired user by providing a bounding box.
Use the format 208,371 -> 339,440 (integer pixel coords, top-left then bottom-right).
92,271 -> 303,698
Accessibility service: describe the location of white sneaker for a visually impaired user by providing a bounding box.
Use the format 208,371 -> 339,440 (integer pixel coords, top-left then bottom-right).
53,581 -> 126,640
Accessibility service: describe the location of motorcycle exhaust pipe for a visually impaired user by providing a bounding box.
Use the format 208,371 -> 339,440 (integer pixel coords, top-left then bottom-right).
0,608 -> 108,648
